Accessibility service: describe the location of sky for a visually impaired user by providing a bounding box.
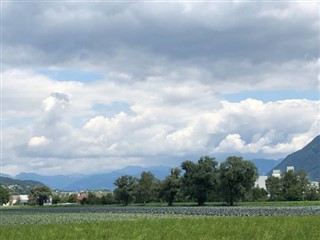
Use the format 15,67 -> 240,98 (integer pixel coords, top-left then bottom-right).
1,1 -> 319,176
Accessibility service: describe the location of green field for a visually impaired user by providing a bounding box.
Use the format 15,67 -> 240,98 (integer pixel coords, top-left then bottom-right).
1,204 -> 320,239
1,215 -> 319,240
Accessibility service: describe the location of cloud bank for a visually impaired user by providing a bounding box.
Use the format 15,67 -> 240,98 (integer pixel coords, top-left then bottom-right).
2,2 -> 319,175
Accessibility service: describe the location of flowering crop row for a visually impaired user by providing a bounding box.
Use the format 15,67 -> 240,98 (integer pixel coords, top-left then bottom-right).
1,206 -> 320,226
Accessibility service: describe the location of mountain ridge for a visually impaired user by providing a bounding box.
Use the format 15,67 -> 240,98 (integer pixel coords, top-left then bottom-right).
269,135 -> 320,181
13,166 -> 172,191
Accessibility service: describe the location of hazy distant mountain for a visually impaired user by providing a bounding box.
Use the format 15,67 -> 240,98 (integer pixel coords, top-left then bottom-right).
0,176 -> 45,194
269,135 -> 320,181
0,173 -> 12,178
64,166 -> 171,191
15,172 -> 86,190
63,172 -> 124,191
14,166 -> 171,191
251,158 -> 282,175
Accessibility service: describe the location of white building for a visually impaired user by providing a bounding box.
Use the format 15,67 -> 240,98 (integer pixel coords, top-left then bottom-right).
272,170 -> 281,178
5,195 -> 29,206
255,176 -> 268,189
286,166 -> 294,172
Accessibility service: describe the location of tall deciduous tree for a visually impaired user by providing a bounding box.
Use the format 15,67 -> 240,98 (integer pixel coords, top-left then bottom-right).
181,156 -> 218,206
0,186 -> 11,205
282,169 -> 309,201
113,175 -> 137,206
266,176 -> 283,201
134,171 -> 159,204
219,156 -> 258,206
159,168 -> 181,206
28,185 -> 52,206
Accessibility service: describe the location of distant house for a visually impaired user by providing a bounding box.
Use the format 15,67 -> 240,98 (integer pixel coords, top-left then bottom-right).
271,166 -> 295,178
77,193 -> 88,202
272,170 -> 281,178
10,195 -> 29,205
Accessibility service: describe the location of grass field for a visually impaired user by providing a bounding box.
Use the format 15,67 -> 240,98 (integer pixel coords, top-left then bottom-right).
1,215 -> 319,240
1,204 -> 320,239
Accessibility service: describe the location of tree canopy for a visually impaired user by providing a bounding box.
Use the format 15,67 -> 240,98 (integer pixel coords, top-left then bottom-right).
181,156 -> 218,206
219,156 -> 258,206
159,168 -> 181,206
134,171 -> 159,204
114,175 -> 137,206
28,185 -> 52,206
0,186 -> 11,205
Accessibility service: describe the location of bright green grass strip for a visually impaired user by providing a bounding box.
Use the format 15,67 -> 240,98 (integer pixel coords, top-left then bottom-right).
1,215 -> 319,240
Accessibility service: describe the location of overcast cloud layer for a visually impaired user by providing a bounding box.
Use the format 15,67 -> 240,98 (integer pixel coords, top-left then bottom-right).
2,2 -> 319,175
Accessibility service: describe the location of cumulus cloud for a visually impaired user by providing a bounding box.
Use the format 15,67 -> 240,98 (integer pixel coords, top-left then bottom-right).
2,67 -> 319,174
11,92 -> 318,163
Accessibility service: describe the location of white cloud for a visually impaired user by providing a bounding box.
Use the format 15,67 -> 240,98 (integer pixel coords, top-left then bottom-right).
215,134 -> 246,153
3,69 -> 318,173
28,136 -> 49,147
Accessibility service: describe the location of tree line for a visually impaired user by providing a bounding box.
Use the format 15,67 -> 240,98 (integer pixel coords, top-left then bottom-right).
113,156 -> 258,206
112,156 -> 319,206
1,155 -> 319,206
114,156 -> 258,206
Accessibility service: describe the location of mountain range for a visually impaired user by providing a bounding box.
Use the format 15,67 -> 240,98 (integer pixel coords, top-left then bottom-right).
5,159 -> 280,191
14,166 -> 172,191
269,135 -> 320,181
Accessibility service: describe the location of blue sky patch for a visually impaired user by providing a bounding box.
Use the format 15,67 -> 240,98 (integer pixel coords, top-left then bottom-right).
222,89 -> 319,102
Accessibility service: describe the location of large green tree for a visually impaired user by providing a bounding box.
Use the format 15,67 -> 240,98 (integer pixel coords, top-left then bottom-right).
282,170 -> 309,201
266,176 -> 283,201
134,171 -> 160,204
181,156 -> 218,206
219,156 -> 258,206
0,186 -> 11,205
159,168 -> 181,206
113,175 -> 137,205
28,185 -> 52,206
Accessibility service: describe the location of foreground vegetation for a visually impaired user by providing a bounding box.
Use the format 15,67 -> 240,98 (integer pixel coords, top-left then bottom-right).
1,205 -> 320,225
1,215 -> 319,240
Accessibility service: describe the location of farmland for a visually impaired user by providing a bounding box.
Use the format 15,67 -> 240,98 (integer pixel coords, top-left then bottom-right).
1,206 -> 320,239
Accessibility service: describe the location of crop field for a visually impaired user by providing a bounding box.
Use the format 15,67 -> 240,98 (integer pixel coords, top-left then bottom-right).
1,206 -> 320,239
